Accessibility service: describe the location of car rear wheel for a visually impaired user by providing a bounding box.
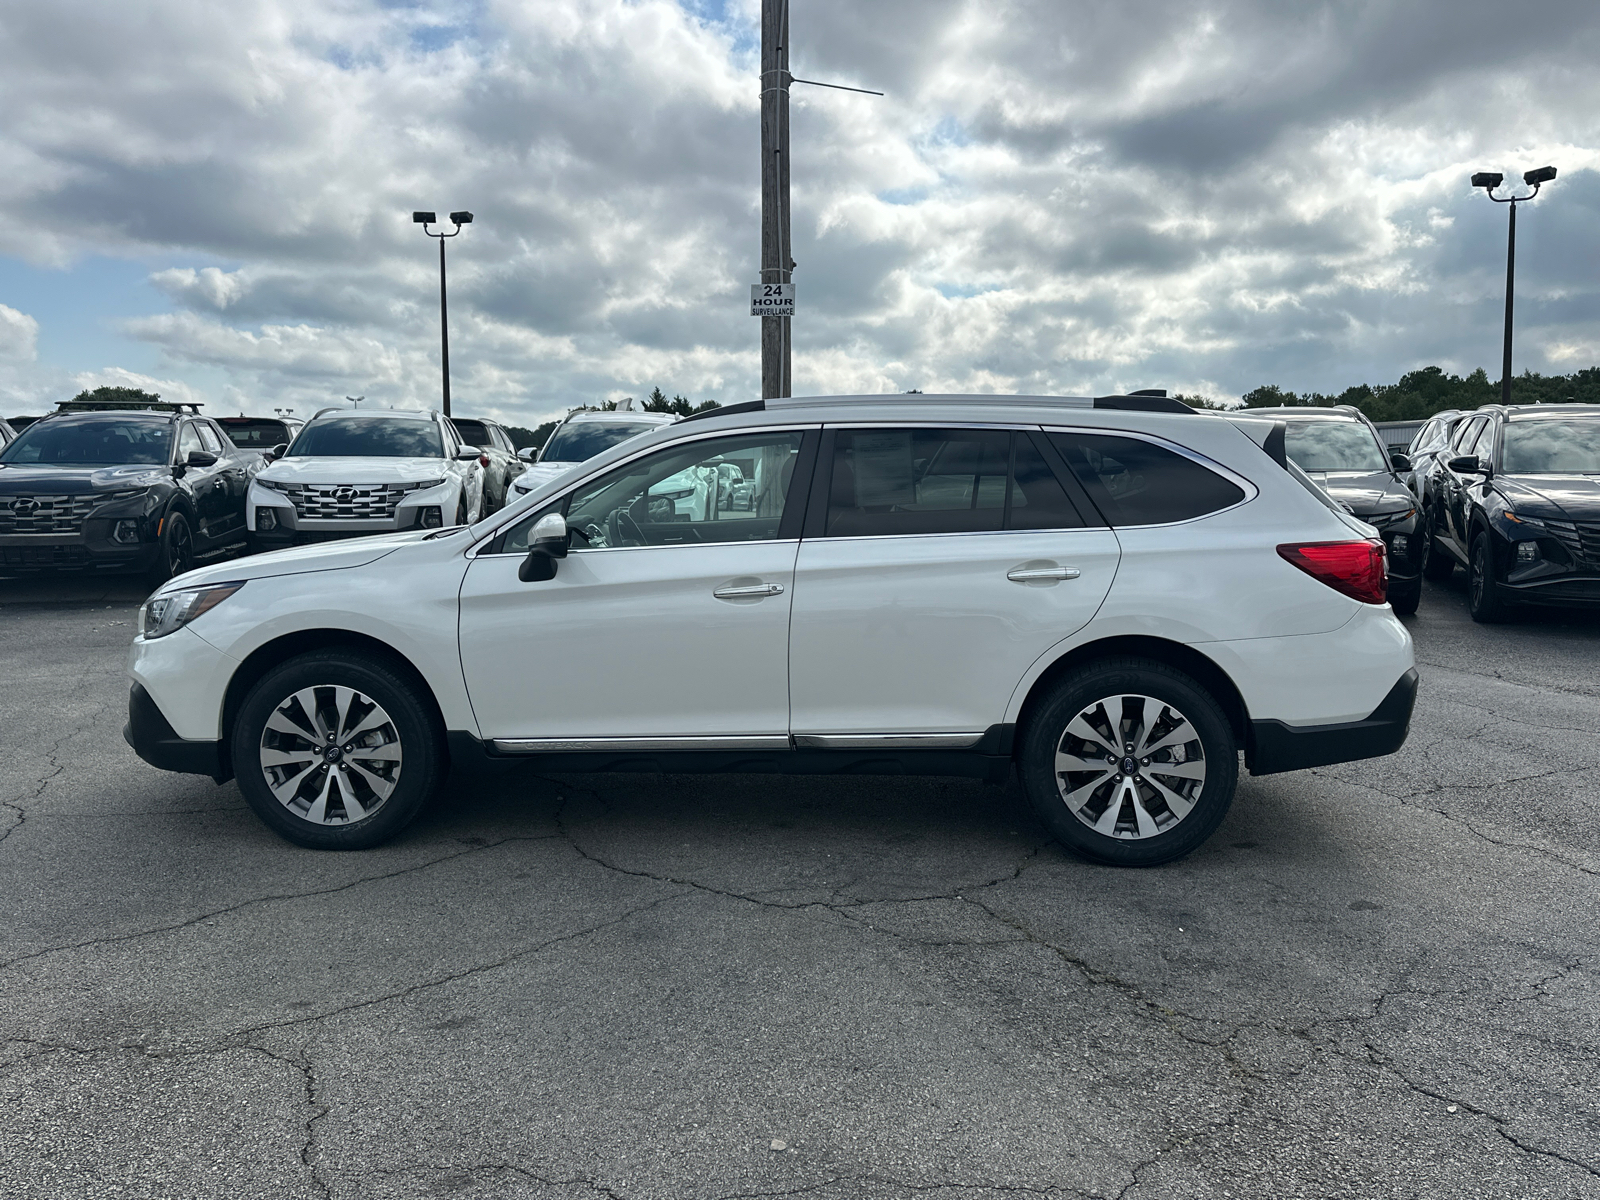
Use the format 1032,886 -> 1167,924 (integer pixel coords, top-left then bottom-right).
1420,508 -> 1454,581
1468,530 -> 1510,624
232,650 -> 446,849
1019,657 -> 1238,867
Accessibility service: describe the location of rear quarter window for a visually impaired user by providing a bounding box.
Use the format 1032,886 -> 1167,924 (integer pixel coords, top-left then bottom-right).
1049,432 -> 1246,526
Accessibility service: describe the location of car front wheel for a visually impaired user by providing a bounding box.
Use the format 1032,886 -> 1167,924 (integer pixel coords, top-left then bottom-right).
1420,508 -> 1454,581
147,510 -> 195,585
1019,657 -> 1239,867
1468,530 -> 1510,624
232,650 -> 446,849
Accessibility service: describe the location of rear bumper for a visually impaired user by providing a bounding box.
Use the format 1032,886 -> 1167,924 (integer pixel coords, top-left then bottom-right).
1248,668 -> 1418,775
124,683 -> 230,782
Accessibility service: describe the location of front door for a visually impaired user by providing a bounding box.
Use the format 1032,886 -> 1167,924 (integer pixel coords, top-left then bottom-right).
458,428 -> 814,745
787,426 -> 1120,742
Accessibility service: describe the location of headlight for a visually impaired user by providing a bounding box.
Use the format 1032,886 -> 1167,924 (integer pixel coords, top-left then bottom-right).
255,478 -> 291,492
1504,510 -> 1545,528
104,489 -> 150,501
1366,507 -> 1415,529
402,478 -> 446,492
139,581 -> 246,639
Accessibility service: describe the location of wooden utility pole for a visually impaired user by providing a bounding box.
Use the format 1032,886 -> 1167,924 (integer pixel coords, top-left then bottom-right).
760,0 -> 791,399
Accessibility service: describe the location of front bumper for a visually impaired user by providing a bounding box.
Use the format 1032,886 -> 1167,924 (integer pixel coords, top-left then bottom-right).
124,683 -> 230,782
0,530 -> 163,572
1248,668 -> 1419,775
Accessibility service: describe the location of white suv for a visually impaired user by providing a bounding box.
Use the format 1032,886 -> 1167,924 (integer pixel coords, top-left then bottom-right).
509,408 -> 677,499
247,408 -> 486,546
126,393 -> 1416,865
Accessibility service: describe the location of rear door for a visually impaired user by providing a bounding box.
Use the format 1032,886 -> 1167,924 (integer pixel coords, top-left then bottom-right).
786,426 -> 1120,744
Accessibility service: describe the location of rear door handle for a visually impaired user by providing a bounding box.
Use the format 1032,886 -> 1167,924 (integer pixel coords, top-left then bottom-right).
713,583 -> 784,599
1007,565 -> 1080,582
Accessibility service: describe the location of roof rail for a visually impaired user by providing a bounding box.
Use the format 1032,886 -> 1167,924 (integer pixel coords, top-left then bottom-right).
54,398 -> 201,414
680,400 -> 765,423
1093,393 -> 1191,415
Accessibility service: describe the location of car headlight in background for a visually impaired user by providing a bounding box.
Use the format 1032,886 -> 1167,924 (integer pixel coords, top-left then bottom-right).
255,478 -> 292,492
1503,510 -> 1545,528
139,581 -> 246,639
1365,507 -> 1415,529
403,478 -> 446,491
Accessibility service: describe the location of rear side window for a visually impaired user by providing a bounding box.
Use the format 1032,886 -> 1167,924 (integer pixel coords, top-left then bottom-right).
823,429 -> 1083,537
1049,433 -> 1245,526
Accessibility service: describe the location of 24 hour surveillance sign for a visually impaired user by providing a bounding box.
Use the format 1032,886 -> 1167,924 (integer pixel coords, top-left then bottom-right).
750,283 -> 795,316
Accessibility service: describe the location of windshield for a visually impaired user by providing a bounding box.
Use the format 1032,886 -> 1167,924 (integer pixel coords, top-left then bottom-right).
450,419 -> 490,446
1502,419 -> 1600,474
541,420 -> 658,463
288,418 -> 442,458
218,419 -> 292,448
0,416 -> 173,466
1283,419 -> 1389,473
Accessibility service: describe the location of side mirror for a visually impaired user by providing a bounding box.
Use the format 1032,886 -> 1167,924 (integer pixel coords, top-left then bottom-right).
517,447 -> 539,463
1446,454 -> 1480,474
455,444 -> 482,461
270,443 -> 289,461
186,450 -> 218,467
1389,451 -> 1412,472
518,512 -> 569,583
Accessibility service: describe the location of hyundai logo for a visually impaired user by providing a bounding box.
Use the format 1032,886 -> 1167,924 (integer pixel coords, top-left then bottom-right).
9,497 -> 38,516
332,486 -> 357,502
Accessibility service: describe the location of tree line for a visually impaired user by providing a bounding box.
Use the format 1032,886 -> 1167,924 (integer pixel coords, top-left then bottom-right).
1176,365 -> 1600,423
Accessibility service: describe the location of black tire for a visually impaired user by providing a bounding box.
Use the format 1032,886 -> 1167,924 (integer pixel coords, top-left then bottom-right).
1420,509 -> 1454,581
231,650 -> 446,850
148,509 -> 195,585
455,498 -> 468,526
1388,576 -> 1422,617
1468,530 -> 1510,624
1019,657 -> 1239,867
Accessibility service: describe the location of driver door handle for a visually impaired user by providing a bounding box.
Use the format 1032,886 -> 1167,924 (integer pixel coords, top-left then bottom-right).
1007,565 -> 1080,582
713,583 -> 784,599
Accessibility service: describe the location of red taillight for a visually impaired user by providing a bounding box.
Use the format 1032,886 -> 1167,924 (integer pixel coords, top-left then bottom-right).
479,454 -> 490,468
1277,539 -> 1387,605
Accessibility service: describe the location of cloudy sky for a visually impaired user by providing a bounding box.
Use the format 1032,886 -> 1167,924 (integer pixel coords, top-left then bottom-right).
1,0 -> 1597,427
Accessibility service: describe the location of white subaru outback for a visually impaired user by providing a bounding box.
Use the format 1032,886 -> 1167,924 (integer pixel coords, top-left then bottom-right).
126,393 -> 1416,866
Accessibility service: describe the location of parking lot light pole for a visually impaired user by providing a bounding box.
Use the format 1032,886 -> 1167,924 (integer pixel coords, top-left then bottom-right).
413,210 -> 473,417
1471,167 -> 1555,406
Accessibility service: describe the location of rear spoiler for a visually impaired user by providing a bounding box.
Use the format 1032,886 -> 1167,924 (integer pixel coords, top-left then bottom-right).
1222,415 -> 1289,468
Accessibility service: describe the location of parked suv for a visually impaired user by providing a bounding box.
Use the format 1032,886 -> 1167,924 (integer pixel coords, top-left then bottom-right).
510,407 -> 677,499
247,408 -> 486,546
1404,410 -> 1467,507
448,416 -> 520,514
0,401 -> 256,580
126,393 -> 1416,865
1230,406 -> 1423,615
1420,404 -> 1600,620
217,415 -> 302,462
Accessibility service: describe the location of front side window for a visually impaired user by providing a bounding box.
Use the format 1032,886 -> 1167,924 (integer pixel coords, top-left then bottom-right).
1451,417 -> 1486,454
504,431 -> 805,552
1466,419 -> 1496,461
197,423 -> 225,454
1050,433 -> 1245,526
1501,419 -> 1600,474
1280,419 -> 1389,473
540,420 -> 660,463
288,418 -> 443,459
823,428 -> 1082,537
177,423 -> 206,460
0,417 -> 173,466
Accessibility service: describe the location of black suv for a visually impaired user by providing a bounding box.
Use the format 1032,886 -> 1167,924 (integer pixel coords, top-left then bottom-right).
1243,406 -> 1423,615
1421,404 -> 1600,621
0,400 -> 260,582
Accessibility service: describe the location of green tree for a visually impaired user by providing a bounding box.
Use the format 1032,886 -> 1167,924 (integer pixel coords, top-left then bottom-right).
69,385 -> 162,406
639,385 -> 719,417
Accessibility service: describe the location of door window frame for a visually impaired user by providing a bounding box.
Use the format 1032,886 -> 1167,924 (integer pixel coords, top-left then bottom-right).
1036,425 -> 1258,529
800,423 -> 1104,541
471,425 -> 822,557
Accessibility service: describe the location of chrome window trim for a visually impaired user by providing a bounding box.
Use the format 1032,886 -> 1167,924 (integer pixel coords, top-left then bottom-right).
1038,424 -> 1260,528
474,536 -> 799,560
466,422 -> 819,558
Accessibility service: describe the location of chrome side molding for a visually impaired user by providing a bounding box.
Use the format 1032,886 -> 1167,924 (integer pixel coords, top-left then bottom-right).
491,734 -> 792,754
793,732 -> 986,750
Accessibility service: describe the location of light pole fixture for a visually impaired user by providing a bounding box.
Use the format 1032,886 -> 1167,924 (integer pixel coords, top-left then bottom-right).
413,210 -> 473,417
1472,166 -> 1555,405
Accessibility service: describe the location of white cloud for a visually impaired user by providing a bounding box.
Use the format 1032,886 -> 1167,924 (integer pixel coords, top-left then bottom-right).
1,0 -> 1599,422
0,305 -> 38,362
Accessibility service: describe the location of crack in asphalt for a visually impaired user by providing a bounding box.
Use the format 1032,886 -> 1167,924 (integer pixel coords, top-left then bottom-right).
0,675 -> 115,849
0,834 -> 564,972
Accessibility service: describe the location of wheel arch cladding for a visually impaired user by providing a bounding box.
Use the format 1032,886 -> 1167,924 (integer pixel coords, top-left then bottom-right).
219,629 -> 449,782
1015,636 -> 1249,752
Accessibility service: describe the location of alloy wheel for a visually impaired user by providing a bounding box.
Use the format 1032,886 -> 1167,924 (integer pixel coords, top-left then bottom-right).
1053,693 -> 1206,840
258,685 -> 403,824
169,520 -> 193,575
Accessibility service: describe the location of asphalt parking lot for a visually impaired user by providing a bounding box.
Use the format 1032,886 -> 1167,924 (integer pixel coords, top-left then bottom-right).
2,571 -> 1597,1200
